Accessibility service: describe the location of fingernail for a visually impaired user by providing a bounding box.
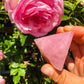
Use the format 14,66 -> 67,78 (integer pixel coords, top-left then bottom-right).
41,65 -> 54,78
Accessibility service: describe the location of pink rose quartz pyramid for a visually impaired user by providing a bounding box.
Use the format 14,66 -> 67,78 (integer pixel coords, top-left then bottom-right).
34,32 -> 73,71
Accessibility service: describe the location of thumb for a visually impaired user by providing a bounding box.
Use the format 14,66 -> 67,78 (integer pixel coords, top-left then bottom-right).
41,64 -> 84,84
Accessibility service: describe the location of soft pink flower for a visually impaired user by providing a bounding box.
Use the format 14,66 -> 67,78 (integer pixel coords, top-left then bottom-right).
0,51 -> 4,60
4,0 -> 19,11
4,0 -> 20,21
0,75 -> 5,84
12,0 -> 64,37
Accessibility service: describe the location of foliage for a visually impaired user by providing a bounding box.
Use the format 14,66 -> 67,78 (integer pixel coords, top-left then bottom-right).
0,1 -> 9,29
0,0 -> 84,84
61,0 -> 84,26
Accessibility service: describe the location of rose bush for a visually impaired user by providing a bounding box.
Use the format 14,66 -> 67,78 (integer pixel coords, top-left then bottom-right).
4,0 -> 64,37
0,51 -> 4,60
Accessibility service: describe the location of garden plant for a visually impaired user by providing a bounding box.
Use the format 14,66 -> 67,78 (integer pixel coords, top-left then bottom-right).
0,0 -> 84,84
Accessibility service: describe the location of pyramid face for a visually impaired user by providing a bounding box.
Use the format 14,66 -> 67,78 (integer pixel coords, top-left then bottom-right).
34,32 -> 73,71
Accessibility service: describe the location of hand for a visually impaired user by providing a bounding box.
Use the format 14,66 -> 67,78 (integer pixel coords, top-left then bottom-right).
41,26 -> 84,84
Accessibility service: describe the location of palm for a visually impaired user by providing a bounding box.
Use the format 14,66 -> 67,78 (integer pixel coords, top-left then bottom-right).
41,26 -> 84,84
57,26 -> 84,77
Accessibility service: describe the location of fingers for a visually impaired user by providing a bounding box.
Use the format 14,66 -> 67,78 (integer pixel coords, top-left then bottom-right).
80,35 -> 84,44
71,57 -> 84,77
57,25 -> 84,58
57,25 -> 84,44
64,26 -> 84,44
57,25 -> 72,33
41,64 -> 84,84
77,57 -> 84,77
65,55 -> 74,72
65,54 -> 84,76
41,64 -> 65,84
79,45 -> 84,57
63,26 -> 84,37
56,27 -> 64,33
70,41 -> 82,61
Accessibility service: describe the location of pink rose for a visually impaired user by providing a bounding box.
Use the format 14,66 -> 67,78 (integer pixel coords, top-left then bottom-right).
4,0 -> 19,11
12,0 -> 64,37
0,75 -> 5,84
0,51 -> 4,60
4,0 -> 20,21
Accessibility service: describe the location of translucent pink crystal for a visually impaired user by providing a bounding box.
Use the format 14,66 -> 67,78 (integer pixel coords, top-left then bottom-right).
34,32 -> 73,71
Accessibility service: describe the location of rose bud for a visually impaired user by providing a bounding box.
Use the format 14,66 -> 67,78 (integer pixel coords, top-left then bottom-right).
0,51 -> 4,60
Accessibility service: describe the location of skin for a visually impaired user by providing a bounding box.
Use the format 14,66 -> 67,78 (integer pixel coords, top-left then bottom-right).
41,25 -> 84,84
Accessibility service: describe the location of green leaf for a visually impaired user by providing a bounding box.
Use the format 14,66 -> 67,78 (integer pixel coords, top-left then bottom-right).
64,9 -> 71,14
18,68 -> 26,76
61,15 -> 71,21
24,48 -> 27,53
81,8 -> 84,13
76,0 -> 81,6
4,40 -> 13,45
11,62 -> 19,68
13,75 -> 20,84
4,40 -> 15,51
73,17 -> 84,26
19,63 -> 26,68
20,34 -> 27,46
29,63 -> 35,67
64,1 -> 74,11
44,77 -> 51,83
10,69 -> 18,75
